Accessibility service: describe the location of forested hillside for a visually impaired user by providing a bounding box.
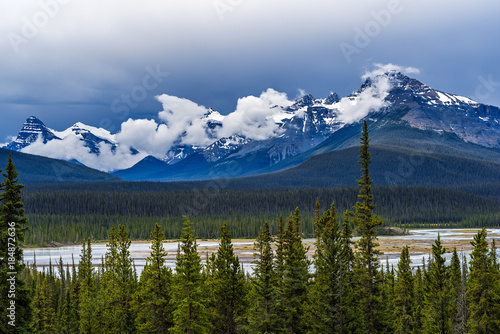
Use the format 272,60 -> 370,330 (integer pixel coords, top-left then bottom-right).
22,185 -> 500,245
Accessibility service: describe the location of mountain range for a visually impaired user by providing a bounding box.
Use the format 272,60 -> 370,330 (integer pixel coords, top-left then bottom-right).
3,71 -> 500,190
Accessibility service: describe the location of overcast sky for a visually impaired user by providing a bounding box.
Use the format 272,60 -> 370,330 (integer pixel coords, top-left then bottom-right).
1,0 -> 499,143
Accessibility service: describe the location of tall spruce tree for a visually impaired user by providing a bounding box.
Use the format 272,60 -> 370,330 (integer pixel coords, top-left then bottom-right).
280,208 -> 310,333
449,248 -> 464,333
413,266 -> 424,333
247,221 -> 279,333
78,238 -> 101,333
170,217 -> 210,334
309,202 -> 350,333
210,222 -> 246,333
467,228 -> 500,333
339,213 -> 364,333
394,246 -> 414,333
350,120 -> 383,332
0,154 -> 32,333
31,276 -> 56,333
422,234 -> 452,333
133,223 -> 174,333
454,253 -> 468,334
101,225 -> 136,333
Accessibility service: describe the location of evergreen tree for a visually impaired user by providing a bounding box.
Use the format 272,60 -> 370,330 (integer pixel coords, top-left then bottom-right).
31,276 -> 56,333
102,224 -> 136,333
170,217 -> 210,334
454,252 -> 468,334
338,213 -> 364,333
350,120 -> 384,332
449,248 -> 463,333
380,260 -> 396,332
422,234 -> 452,333
467,228 -> 500,333
280,208 -> 310,333
394,246 -> 414,333
413,266 -> 424,333
79,238 -> 101,333
32,277 -> 56,334
275,214 -> 285,282
247,221 -> 279,333
309,202 -> 353,333
133,223 -> 174,333
0,154 -> 32,333
491,239 -> 499,272
59,286 -> 80,334
210,222 -> 246,333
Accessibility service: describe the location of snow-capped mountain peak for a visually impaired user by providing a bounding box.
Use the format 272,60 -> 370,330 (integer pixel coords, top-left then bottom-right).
4,116 -> 60,151
52,122 -> 116,143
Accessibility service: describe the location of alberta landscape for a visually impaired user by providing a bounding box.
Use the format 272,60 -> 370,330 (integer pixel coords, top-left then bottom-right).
1,1 -> 500,333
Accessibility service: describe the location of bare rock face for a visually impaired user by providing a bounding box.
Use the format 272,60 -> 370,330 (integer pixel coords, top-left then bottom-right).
4,116 -> 60,151
380,72 -> 500,148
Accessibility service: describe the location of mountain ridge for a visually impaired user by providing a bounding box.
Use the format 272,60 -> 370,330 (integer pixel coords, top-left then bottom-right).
4,71 -> 500,183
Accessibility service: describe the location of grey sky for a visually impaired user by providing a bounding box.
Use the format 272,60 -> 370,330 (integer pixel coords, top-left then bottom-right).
1,0 -> 499,143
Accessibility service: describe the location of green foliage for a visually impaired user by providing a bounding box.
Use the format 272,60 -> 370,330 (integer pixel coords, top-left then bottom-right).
21,185 -> 500,245
101,225 -> 136,333
350,119 -> 384,333
133,223 -> 174,333
0,154 -> 32,333
79,238 -> 99,334
279,208 -> 311,333
170,217 -> 210,334
309,202 -> 357,333
209,222 -> 246,333
422,235 -> 453,333
246,221 -> 279,333
467,228 -> 500,333
393,246 -> 414,333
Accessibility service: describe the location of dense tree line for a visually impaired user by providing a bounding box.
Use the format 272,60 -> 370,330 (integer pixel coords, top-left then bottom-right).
24,185 -> 500,220
21,186 -> 500,244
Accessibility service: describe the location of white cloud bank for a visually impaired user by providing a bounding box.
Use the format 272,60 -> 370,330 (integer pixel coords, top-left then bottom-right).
336,63 -> 420,124
22,136 -> 147,172
116,95 -> 214,158
219,88 -> 294,140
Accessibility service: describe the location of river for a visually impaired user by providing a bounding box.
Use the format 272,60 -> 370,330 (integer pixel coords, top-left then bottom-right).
23,228 -> 500,276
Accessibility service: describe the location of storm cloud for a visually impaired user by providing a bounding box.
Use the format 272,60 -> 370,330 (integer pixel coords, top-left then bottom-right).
1,0 -> 499,146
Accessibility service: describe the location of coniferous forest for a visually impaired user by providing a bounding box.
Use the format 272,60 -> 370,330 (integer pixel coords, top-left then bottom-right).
1,120 -> 500,333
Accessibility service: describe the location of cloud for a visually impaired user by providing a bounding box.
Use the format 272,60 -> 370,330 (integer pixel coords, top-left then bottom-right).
157,94 -> 215,147
336,63 -> 419,124
219,88 -> 294,140
21,135 -> 146,172
361,63 -> 420,81
115,94 -> 214,157
295,88 -> 307,100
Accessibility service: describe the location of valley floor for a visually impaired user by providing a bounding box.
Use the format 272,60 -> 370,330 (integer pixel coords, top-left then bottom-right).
23,228 -> 500,275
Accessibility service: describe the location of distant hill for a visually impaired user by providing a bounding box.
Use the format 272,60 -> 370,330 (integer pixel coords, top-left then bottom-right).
0,148 -> 121,184
238,144 -> 500,188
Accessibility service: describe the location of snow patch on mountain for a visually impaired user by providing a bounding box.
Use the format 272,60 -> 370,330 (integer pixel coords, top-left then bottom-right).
218,88 -> 294,140
52,122 -> 116,143
21,135 -> 146,172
